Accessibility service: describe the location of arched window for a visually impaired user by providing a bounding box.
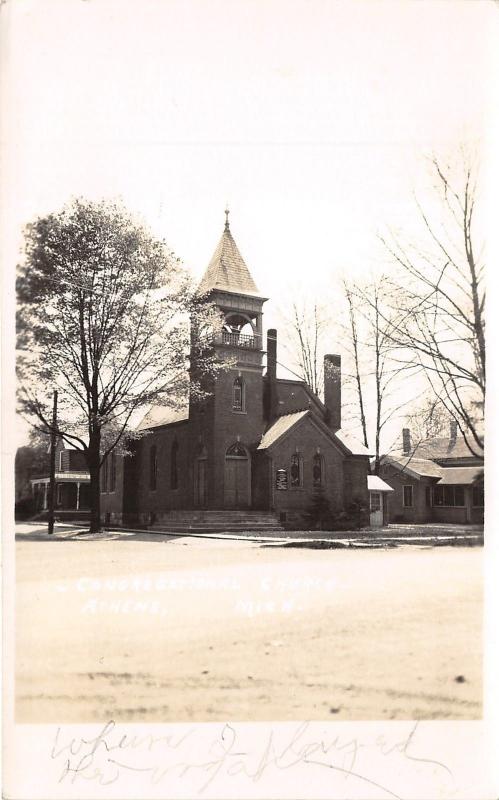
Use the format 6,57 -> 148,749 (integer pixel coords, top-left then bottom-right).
109,452 -> 117,492
313,453 -> 323,487
149,445 -> 157,491
290,452 -> 303,488
170,440 -> 179,490
232,376 -> 245,411
226,441 -> 248,458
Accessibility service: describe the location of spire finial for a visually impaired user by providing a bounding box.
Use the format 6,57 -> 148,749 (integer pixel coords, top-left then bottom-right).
224,206 -> 230,231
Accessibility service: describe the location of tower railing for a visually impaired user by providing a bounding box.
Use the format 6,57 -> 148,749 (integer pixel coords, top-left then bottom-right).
220,331 -> 257,349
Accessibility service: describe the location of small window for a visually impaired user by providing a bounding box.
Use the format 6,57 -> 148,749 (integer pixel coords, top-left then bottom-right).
313,453 -> 323,487
232,377 -> 245,411
473,485 -> 484,507
59,451 -> 64,472
149,445 -> 157,491
370,492 -> 381,512
290,453 -> 303,488
170,440 -> 179,490
403,485 -> 413,507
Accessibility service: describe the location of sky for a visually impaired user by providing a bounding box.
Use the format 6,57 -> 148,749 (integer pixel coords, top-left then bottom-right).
1,0 -> 497,450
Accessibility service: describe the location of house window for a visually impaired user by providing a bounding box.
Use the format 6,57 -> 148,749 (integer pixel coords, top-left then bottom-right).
170,440 -> 179,490
472,485 -> 484,507
452,485 -> 465,506
403,485 -> 413,507
313,453 -> 323,487
59,451 -> 64,472
433,485 -> 465,507
232,377 -> 245,411
370,492 -> 381,512
109,452 -> 116,493
290,453 -> 303,488
149,445 -> 157,491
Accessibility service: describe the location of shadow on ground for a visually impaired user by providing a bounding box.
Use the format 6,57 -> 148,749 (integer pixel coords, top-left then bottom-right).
15,525 -> 184,544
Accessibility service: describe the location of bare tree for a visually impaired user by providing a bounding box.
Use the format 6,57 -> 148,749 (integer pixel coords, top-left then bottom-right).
280,300 -> 329,398
343,281 -> 368,448
341,275 -> 417,472
379,153 -> 485,456
17,198 -> 222,532
404,395 -> 449,445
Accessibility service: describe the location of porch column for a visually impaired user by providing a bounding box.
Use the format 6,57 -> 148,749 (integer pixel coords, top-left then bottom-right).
43,482 -> 48,510
76,482 -> 81,511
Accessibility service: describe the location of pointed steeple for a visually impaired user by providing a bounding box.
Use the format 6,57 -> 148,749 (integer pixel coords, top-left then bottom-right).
198,211 -> 261,297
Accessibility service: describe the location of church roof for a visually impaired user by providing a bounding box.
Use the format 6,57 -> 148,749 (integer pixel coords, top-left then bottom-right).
198,218 -> 261,297
136,405 -> 189,431
257,411 -> 372,457
257,411 -> 309,450
334,430 -> 372,456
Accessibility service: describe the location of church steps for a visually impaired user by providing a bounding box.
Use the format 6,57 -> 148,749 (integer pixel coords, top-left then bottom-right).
148,510 -> 284,533
149,524 -> 284,534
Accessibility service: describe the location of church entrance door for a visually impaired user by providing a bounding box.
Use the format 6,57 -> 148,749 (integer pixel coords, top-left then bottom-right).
196,459 -> 207,507
224,443 -> 250,509
194,446 -> 208,508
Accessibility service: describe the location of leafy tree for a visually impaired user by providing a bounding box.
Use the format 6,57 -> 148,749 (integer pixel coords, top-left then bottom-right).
17,198 -> 221,532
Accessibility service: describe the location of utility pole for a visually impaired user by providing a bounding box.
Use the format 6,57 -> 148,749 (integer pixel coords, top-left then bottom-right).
47,390 -> 58,535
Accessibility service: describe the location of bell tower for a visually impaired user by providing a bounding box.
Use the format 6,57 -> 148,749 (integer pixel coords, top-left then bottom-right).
193,210 -> 267,509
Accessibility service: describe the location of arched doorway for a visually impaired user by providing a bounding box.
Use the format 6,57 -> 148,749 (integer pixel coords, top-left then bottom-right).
194,444 -> 208,508
224,442 -> 250,509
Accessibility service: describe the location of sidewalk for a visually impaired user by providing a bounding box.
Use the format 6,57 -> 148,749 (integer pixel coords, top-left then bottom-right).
15,520 -> 483,546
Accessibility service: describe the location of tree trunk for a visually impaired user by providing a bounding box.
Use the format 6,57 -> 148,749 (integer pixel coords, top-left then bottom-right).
87,429 -> 101,533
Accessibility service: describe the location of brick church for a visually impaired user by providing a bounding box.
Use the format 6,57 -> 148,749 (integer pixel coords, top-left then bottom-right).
101,214 -> 370,529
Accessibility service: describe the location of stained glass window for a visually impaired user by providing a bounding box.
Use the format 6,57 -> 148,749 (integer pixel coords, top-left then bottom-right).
313,453 -> 323,486
290,453 -> 302,487
232,377 -> 244,411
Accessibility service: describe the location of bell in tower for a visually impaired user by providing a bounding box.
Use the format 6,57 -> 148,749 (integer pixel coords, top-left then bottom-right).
197,208 -> 266,367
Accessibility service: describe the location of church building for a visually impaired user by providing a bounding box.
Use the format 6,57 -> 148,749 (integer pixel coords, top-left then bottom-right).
100,214 -> 371,530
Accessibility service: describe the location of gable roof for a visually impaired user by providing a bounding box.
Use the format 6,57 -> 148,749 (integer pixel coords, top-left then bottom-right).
335,430 -> 372,457
257,410 -> 372,457
257,411 -> 309,450
136,404 -> 189,431
394,435 -> 482,461
368,475 -> 394,492
198,224 -> 261,297
437,466 -> 484,485
382,455 -> 444,480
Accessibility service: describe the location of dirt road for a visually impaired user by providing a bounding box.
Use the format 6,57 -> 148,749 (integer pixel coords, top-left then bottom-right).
15,527 -> 482,722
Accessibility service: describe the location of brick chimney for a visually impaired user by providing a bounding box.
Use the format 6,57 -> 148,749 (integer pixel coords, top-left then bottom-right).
324,354 -> 341,431
267,328 -> 278,422
450,419 -> 458,444
402,427 -> 411,455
